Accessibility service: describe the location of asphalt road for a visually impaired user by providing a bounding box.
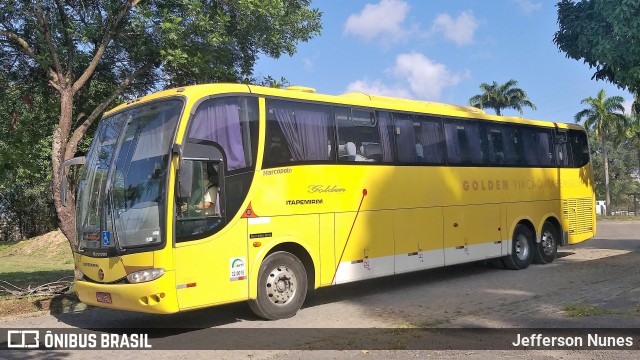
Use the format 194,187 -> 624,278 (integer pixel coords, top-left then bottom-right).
1,220 -> 639,359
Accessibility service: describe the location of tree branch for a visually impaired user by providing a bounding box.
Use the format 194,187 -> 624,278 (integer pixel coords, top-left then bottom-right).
34,0 -> 65,80
0,29 -> 60,84
64,61 -> 155,160
53,0 -> 75,75
72,0 -> 141,93
0,30 -> 37,59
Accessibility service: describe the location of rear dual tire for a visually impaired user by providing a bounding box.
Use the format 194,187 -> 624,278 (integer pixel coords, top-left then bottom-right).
533,221 -> 558,264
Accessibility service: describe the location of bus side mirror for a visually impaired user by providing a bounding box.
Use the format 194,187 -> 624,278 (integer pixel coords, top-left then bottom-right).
177,159 -> 193,198
60,156 -> 87,206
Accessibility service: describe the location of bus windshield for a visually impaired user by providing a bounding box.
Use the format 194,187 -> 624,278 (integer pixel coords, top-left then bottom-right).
75,99 -> 182,253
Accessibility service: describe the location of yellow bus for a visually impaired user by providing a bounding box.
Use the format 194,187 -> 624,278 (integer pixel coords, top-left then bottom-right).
62,83 -> 595,320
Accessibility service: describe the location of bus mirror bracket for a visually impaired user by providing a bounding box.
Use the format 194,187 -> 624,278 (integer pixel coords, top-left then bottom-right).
177,159 -> 193,198
60,156 -> 87,206
172,143 -> 182,157
217,160 -> 225,218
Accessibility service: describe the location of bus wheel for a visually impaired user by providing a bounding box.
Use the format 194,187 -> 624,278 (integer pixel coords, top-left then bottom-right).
533,221 -> 558,264
502,224 -> 534,270
249,251 -> 308,320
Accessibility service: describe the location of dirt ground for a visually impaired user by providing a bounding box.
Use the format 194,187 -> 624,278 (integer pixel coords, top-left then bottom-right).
1,220 -> 639,359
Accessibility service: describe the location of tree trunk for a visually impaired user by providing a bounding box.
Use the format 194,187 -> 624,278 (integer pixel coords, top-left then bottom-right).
51,89 -> 77,250
636,135 -> 640,175
602,136 -> 612,216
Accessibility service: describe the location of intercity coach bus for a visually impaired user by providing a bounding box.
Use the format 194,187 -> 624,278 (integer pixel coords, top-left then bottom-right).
61,83 -> 595,319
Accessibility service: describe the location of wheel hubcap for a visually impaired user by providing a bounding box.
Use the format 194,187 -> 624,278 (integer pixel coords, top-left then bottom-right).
265,265 -> 297,305
515,234 -> 530,260
541,230 -> 555,255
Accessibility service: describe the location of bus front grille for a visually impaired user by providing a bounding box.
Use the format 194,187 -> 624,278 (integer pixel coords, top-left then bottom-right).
562,198 -> 594,235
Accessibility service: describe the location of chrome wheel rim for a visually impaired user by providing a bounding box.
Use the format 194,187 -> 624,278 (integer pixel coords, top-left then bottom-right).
265,265 -> 297,306
515,234 -> 530,261
541,230 -> 556,256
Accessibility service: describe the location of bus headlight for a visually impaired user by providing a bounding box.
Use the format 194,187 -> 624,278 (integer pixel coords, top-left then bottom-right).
126,268 -> 166,284
74,268 -> 84,280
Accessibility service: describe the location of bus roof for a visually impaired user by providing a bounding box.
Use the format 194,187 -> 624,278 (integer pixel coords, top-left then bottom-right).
105,83 -> 583,131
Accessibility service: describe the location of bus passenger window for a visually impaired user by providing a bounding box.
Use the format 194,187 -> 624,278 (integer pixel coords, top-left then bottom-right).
444,121 -> 485,165
393,113 -> 416,163
569,130 -> 589,168
263,100 -> 334,167
522,128 -> 554,166
336,108 -> 384,163
415,116 -> 444,164
486,125 -> 522,166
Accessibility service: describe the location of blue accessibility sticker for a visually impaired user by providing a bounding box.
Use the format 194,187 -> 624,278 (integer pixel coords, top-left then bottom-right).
101,231 -> 111,246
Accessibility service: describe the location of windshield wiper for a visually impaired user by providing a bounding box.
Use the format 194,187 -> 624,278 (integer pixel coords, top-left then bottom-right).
106,188 -> 126,254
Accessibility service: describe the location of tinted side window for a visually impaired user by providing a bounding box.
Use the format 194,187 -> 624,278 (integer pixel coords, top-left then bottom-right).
264,100 -> 333,168
188,97 -> 258,172
485,123 -> 523,166
336,108 -> 384,163
522,127 -> 554,166
555,131 -> 570,167
394,113 -> 445,164
443,120 -> 485,165
415,115 -> 445,164
393,113 -> 417,163
569,129 -> 590,168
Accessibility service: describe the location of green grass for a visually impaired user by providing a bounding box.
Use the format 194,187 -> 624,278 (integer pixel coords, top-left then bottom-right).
563,304 -> 612,318
0,254 -> 73,289
0,231 -> 77,317
411,319 -> 450,328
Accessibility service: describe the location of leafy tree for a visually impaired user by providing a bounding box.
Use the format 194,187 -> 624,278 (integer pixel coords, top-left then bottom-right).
589,132 -> 640,213
257,75 -> 291,89
0,69 -> 61,241
554,0 -> 640,99
468,79 -> 536,116
0,1 -> 322,246
574,89 -> 627,215
625,94 -> 640,173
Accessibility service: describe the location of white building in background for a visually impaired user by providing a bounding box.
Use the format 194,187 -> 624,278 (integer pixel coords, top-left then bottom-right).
595,200 -> 606,215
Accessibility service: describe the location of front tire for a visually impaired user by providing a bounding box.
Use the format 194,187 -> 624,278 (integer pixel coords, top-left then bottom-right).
502,224 -> 534,270
533,221 -> 558,264
249,251 -> 308,320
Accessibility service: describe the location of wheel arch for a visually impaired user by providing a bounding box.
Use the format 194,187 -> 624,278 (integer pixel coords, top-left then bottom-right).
509,218 -> 536,250
540,215 -> 562,242
266,242 -> 315,291
249,239 -> 317,299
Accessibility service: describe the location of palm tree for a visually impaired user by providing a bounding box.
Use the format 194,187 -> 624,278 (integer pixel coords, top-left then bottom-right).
468,79 -> 537,116
575,89 -> 627,215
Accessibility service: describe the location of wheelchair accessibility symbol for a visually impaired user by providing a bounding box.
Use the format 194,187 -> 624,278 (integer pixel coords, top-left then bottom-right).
102,231 -> 110,246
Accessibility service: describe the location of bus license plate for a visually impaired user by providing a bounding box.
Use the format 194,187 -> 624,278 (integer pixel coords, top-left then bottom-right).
96,292 -> 112,304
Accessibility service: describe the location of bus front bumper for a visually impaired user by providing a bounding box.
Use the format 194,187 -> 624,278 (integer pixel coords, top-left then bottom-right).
74,272 -> 179,314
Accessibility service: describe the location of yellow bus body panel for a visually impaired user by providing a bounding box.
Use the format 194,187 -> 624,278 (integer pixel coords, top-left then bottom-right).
74,251 -> 179,314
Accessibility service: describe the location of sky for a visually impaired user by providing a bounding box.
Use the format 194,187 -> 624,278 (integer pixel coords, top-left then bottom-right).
254,0 -> 633,123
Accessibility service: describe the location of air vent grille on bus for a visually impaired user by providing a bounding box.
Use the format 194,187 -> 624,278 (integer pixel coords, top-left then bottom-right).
562,197 -> 594,235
